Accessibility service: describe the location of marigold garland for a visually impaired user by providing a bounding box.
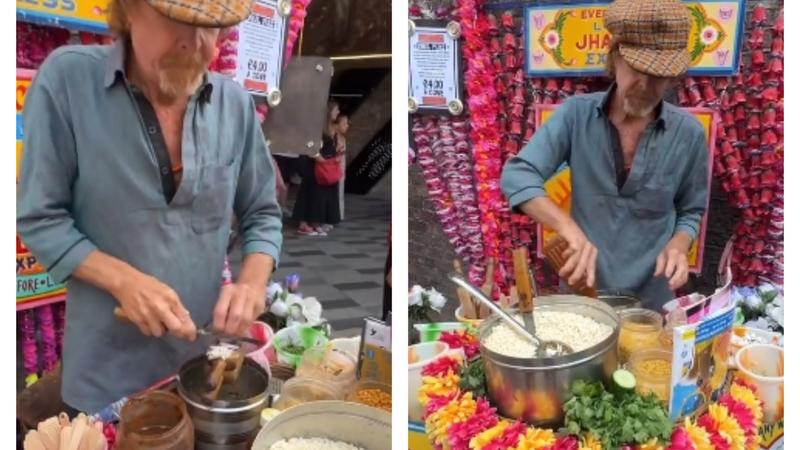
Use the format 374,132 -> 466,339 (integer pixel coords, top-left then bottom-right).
419,355 -> 765,450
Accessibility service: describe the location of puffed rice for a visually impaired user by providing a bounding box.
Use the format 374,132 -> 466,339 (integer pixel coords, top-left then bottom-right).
484,311 -> 613,358
269,437 -> 365,450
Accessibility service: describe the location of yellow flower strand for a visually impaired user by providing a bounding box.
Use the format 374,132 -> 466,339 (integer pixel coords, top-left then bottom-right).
637,437 -> 665,450
684,418 -> 715,450
578,433 -> 603,450
708,404 -> 746,450
469,420 -> 511,449
730,383 -> 764,429
513,428 -> 556,450
425,392 -> 477,447
418,371 -> 461,407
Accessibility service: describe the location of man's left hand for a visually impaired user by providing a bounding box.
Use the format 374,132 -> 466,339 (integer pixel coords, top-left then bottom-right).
213,283 -> 266,337
654,244 -> 689,291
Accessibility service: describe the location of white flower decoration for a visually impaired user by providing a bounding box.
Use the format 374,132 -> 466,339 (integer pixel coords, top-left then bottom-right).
409,285 -> 424,306
270,300 -> 288,317
700,26 -> 718,45
267,282 -> 283,299
427,288 -> 447,312
544,30 -> 560,49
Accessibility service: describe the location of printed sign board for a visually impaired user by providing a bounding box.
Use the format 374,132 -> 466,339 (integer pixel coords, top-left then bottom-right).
17,0 -> 109,33
525,1 -> 745,77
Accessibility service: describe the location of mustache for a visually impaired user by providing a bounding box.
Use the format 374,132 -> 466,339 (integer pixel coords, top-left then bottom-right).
160,50 -> 207,72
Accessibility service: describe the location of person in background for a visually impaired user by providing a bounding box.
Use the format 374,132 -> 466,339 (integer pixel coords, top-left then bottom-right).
324,113 -> 350,231
500,0 -> 709,311
293,100 -> 342,236
16,0 -> 282,414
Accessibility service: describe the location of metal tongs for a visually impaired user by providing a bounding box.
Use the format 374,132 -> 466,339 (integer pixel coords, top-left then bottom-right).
112,307 -> 266,347
449,275 -> 573,357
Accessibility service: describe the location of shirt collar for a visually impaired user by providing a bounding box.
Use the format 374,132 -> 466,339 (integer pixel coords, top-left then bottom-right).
104,38 -> 214,103
595,82 -> 667,129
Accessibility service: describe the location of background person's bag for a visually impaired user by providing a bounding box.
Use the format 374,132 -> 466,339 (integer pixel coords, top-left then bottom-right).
315,157 -> 343,185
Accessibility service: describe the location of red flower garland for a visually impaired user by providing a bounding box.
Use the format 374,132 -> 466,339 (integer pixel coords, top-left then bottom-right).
459,0 -> 508,296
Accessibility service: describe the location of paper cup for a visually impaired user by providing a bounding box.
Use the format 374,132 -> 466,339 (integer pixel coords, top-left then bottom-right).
735,344 -> 784,423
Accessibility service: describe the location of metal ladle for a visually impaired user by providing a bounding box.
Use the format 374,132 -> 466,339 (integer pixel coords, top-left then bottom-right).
449,275 -> 573,357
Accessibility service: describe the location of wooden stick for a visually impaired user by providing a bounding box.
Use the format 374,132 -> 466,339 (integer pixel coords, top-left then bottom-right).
512,248 -> 534,315
222,352 -> 246,384
478,259 -> 495,319
453,260 -> 477,319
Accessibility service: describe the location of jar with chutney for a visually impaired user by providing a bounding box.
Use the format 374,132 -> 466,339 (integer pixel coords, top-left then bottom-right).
618,308 -> 664,367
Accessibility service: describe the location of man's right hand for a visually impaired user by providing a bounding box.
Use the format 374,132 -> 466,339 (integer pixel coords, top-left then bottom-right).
556,222 -> 598,288
111,271 -> 197,341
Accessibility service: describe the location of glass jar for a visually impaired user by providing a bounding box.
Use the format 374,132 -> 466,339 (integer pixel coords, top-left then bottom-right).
629,348 -> 672,404
116,391 -> 194,450
296,346 -> 357,393
618,308 -> 664,366
273,377 -> 340,411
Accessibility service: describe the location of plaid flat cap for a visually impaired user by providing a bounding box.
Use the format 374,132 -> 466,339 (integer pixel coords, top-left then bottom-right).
146,0 -> 254,27
605,0 -> 691,77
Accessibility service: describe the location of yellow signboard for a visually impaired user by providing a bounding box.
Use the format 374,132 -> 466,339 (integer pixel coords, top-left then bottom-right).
525,1 -> 744,76
535,105 -> 716,273
17,0 -> 109,33
17,69 -> 68,306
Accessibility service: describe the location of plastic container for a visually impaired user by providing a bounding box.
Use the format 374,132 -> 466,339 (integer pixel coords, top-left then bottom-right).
330,336 -> 361,360
296,346 -> 358,394
629,348 -> 672,404
413,322 -> 466,343
347,379 -> 392,412
618,308 -> 664,366
245,321 -> 275,371
735,344 -> 784,423
729,326 -> 782,366
455,305 -> 484,329
273,377 -> 341,411
408,341 -> 464,422
272,325 -> 328,367
116,391 -> 194,450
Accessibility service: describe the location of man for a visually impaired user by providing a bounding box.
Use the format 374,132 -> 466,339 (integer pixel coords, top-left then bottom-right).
501,0 -> 709,310
17,0 -> 282,414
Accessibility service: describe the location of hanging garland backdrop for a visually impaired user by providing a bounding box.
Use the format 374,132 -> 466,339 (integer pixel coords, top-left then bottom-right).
410,1 -> 783,295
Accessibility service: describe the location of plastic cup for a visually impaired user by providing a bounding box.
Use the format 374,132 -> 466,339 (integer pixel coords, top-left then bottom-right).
735,344 -> 784,423
407,341 -> 464,422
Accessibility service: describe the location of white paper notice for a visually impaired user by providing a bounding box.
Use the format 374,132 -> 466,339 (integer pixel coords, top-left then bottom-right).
236,0 -> 287,96
409,26 -> 459,110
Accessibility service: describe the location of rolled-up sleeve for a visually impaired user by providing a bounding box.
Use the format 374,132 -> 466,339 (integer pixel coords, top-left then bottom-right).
501,98 -> 574,210
17,69 -> 97,283
234,99 -> 283,266
673,129 -> 710,240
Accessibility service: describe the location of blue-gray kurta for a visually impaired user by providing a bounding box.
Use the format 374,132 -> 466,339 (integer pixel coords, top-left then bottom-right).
501,86 -> 709,309
17,40 -> 283,412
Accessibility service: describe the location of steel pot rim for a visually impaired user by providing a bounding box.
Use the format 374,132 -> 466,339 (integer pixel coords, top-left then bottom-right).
478,295 -> 620,369
177,356 -> 269,412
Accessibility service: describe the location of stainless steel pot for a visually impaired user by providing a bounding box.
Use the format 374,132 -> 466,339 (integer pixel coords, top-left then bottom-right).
479,295 -> 620,427
178,356 -> 269,450
251,401 -> 391,450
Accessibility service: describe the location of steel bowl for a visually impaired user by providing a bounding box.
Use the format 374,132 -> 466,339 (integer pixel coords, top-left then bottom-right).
251,401 -> 391,449
479,295 -> 620,427
178,356 -> 269,450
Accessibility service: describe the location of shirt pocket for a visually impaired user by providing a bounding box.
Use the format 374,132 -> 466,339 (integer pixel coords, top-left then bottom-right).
632,184 -> 673,219
191,162 -> 236,233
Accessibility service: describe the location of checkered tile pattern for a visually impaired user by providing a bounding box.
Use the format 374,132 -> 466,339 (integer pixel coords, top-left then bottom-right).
147,0 -> 253,27
606,0 -> 691,77
229,194 -> 391,338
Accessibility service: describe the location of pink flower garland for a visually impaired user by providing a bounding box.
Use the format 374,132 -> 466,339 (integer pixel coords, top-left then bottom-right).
675,7 -> 783,287
37,305 -> 58,372
446,397 -> 499,450
458,0 -> 507,296
20,310 -> 38,386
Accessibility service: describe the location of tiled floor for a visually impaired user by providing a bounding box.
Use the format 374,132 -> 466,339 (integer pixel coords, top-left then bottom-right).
230,193 -> 391,338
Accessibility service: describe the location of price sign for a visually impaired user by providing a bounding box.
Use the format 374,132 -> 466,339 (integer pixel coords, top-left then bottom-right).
236,0 -> 287,98
408,20 -> 463,115
16,69 -> 67,306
